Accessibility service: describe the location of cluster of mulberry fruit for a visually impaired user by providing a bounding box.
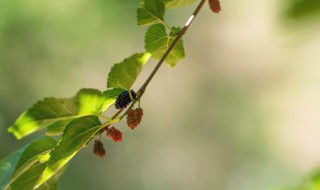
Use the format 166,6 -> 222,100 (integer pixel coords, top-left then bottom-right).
107,127 -> 123,142
115,90 -> 136,109
93,140 -> 106,158
93,90 -> 145,158
127,108 -> 144,130
208,0 -> 221,13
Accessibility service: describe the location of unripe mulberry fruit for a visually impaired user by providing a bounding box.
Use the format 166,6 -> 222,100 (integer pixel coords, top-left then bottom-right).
115,90 -> 136,109
107,127 -> 123,142
127,108 -> 144,130
93,140 -> 106,158
209,0 -> 221,13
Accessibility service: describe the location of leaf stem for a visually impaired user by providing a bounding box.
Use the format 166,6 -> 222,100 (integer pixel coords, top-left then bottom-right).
161,20 -> 172,30
96,114 -> 112,121
102,109 -> 123,128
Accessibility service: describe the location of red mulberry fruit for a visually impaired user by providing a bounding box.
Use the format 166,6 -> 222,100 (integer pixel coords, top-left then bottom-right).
93,140 -> 106,158
209,0 -> 221,13
107,127 -> 123,142
127,108 -> 144,130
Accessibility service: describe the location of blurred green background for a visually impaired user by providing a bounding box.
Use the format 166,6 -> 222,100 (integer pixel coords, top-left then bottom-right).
1,0 -> 320,189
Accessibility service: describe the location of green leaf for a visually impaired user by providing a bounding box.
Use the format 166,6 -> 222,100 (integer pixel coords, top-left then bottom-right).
107,53 -> 151,89
278,170 -> 320,190
10,163 -> 46,190
8,88 -> 118,139
137,0 -> 165,26
36,173 -> 58,190
0,137 -> 56,189
36,165 -> 66,190
12,136 -> 56,181
145,24 -> 185,67
0,148 -> 25,190
46,120 -> 72,136
162,0 -> 198,9
37,116 -> 102,186
45,88 -> 125,137
102,88 -> 126,109
286,0 -> 320,20
10,161 -> 65,190
36,175 -> 58,190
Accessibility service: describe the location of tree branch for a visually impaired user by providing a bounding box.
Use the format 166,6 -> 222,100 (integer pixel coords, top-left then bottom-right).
138,0 -> 207,96
99,0 -> 207,128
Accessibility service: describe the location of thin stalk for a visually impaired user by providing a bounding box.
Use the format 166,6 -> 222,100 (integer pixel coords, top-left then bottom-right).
96,114 -> 112,121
